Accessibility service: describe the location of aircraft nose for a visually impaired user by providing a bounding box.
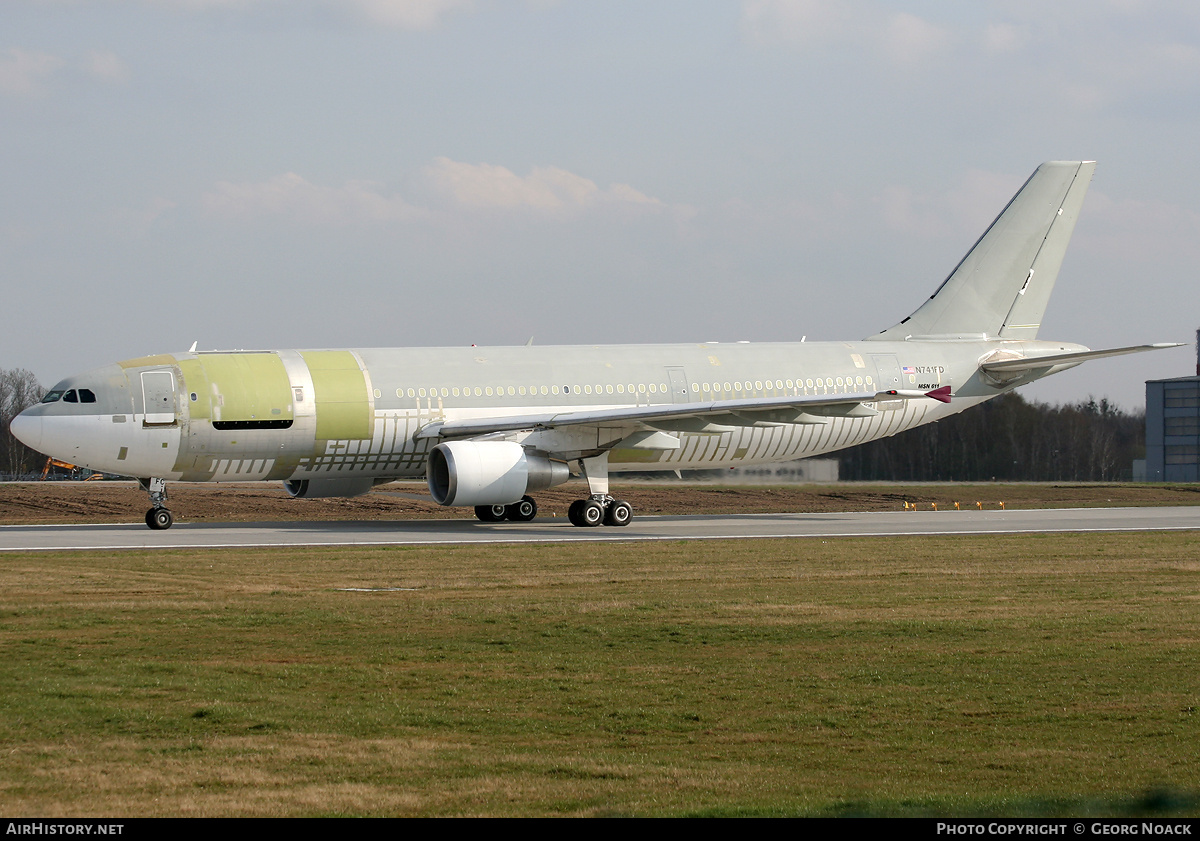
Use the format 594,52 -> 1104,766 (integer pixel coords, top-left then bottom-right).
9,410 -> 43,453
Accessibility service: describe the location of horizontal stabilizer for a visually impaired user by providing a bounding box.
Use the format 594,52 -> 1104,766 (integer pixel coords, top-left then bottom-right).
980,343 -> 1183,374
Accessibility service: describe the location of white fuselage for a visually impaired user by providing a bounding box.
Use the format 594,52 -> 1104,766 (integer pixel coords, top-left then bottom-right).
12,337 -> 1079,485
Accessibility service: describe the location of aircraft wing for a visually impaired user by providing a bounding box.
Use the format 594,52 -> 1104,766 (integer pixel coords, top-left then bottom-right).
979,343 -> 1183,374
420,386 -> 952,440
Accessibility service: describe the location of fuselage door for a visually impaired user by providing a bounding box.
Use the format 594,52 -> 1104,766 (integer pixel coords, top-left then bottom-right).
870,354 -> 902,391
141,370 -> 177,425
666,367 -> 690,403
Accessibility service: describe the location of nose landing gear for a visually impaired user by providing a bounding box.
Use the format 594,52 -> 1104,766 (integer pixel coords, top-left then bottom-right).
138,477 -> 174,530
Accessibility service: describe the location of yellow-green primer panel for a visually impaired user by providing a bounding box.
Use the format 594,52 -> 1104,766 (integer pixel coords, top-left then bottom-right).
179,354 -> 293,422
302,351 -> 372,440
609,447 -> 667,464
119,354 -> 177,369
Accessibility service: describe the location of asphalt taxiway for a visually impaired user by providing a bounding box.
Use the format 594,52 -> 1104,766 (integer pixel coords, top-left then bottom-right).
1,506 -> 1197,552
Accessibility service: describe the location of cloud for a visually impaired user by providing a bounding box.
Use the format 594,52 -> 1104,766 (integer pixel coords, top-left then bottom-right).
884,12 -> 951,65
421,158 -> 662,213
203,172 -> 427,226
0,47 -> 130,98
740,0 -> 1200,109
83,50 -> 130,83
201,160 -> 666,229
0,48 -> 62,97
975,4 -> 1200,109
982,22 -> 1029,54
349,0 -> 472,29
739,0 -> 852,47
875,168 -> 1024,239
1080,189 -> 1200,262
740,1 -> 950,65
141,0 -> 472,29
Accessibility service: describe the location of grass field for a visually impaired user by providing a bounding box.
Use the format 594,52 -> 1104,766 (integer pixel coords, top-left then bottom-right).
2,532 -> 1198,816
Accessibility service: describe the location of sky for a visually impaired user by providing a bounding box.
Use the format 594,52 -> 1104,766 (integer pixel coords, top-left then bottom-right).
3,0 -> 1199,411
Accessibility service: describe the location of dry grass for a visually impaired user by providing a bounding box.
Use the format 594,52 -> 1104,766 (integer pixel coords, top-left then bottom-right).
1,532 -> 1199,816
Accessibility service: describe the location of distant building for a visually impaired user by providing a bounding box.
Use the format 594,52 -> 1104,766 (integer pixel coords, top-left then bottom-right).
1144,332 -> 1200,481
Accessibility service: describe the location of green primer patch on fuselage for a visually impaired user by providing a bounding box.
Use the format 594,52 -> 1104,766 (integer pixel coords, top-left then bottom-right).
118,354 -> 178,369
179,354 -> 294,423
302,351 -> 372,440
609,447 -> 667,464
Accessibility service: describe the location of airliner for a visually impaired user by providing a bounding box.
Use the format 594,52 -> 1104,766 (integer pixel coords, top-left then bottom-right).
10,161 -> 1179,529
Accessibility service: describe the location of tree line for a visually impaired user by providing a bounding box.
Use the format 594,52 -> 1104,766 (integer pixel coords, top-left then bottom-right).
0,366 -> 1148,482
0,368 -> 44,478
839,391 -> 1145,482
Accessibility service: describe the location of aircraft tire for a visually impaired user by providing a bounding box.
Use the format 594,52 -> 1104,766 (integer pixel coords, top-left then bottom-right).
567,499 -> 585,527
579,499 -> 605,527
505,496 -> 537,522
146,508 -> 173,530
604,500 -> 633,527
474,504 -> 507,523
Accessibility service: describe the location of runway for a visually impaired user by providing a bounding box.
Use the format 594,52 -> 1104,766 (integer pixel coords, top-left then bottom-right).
1,506 -> 1197,551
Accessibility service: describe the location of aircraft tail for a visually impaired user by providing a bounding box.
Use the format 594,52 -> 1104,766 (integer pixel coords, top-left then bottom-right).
867,161 -> 1096,342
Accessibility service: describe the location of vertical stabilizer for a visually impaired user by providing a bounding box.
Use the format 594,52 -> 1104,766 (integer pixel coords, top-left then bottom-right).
868,161 -> 1095,341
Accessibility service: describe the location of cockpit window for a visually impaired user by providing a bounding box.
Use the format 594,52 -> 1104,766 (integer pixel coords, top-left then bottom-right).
39,388 -> 95,405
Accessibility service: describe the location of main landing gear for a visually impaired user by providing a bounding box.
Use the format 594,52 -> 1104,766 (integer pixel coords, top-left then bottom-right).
471,452 -> 634,528
473,493 -> 632,526
475,495 -> 538,523
566,452 -> 632,528
567,496 -> 632,528
139,477 -> 173,530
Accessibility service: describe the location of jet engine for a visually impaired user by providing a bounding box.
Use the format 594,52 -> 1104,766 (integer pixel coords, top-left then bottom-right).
284,477 -> 377,499
427,441 -> 570,507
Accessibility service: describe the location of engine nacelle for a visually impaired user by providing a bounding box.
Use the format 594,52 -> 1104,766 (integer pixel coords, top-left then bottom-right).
284,477 -> 377,499
427,441 -> 570,507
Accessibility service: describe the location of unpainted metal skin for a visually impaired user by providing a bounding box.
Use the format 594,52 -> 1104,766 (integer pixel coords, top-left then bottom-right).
10,162 -> 1180,529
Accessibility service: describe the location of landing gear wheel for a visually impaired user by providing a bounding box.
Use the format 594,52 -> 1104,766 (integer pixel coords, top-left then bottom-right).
579,499 -> 605,527
505,496 -> 537,522
567,500 -> 585,527
146,508 -> 173,530
474,504 -> 508,523
604,499 -> 633,527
